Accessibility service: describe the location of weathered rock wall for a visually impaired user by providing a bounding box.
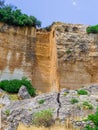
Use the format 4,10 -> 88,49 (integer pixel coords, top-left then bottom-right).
55,22 -> 98,89
0,23 -> 59,92
0,22 -> 36,81
1,22 -> 98,92
32,30 -> 59,92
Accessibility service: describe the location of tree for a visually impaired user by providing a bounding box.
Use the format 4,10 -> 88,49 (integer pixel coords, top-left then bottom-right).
0,0 -> 5,8
0,0 -> 41,27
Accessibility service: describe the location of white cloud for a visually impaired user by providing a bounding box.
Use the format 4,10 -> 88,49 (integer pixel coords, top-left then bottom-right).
73,1 -> 77,6
72,0 -> 77,6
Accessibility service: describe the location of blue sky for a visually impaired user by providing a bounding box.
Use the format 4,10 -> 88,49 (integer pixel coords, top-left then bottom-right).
5,0 -> 98,27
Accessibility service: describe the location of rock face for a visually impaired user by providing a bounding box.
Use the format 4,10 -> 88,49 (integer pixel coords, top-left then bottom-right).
18,86 -> 31,99
0,22 -> 59,93
1,94 -> 11,106
2,92 -> 58,130
1,86 -> 98,130
0,89 -> 11,106
1,22 -> 98,92
55,22 -> 98,89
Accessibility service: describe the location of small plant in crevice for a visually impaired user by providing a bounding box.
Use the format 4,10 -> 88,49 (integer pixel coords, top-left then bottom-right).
38,99 -> 45,104
63,92 -> 69,96
77,104 -> 81,110
33,109 -> 54,127
5,109 -> 10,116
77,89 -> 88,95
82,101 -> 93,110
96,98 -> 98,102
70,98 -> 79,104
28,108 -> 32,111
44,25 -> 52,31
66,49 -> 71,54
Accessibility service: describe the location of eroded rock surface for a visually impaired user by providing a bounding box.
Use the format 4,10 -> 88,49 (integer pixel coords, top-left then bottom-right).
55,22 -> 98,90
59,85 -> 98,123
1,85 -> 98,130
18,86 -> 31,99
1,22 -> 98,93
1,92 -> 58,130
0,89 -> 11,106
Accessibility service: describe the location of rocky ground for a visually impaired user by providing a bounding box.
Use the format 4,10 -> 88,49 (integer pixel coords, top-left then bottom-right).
1,85 -> 98,130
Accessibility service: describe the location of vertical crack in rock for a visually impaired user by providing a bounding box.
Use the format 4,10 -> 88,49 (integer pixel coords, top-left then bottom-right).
57,92 -> 61,118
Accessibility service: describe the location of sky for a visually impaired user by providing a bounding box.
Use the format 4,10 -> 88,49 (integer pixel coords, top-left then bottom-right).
5,0 -> 98,27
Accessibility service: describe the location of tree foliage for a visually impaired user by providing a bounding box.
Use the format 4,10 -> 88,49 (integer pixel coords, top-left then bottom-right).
0,0 -> 5,8
86,25 -> 98,34
0,78 -> 36,96
85,108 -> 98,130
0,0 -> 41,27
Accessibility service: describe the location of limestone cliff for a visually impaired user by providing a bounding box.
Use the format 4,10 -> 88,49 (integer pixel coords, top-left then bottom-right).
54,22 -> 98,89
0,22 -> 36,82
0,22 -> 98,92
0,22 -> 59,92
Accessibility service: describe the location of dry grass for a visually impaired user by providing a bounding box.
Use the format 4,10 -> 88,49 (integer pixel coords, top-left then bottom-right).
17,123 -> 80,130
17,117 -> 82,130
8,94 -> 19,100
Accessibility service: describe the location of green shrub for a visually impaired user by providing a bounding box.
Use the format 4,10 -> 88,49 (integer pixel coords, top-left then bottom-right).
70,98 -> 79,104
0,1 -> 41,27
77,89 -> 88,95
0,77 -> 36,96
5,109 -> 10,116
21,77 -> 36,96
87,108 -> 98,126
33,109 -> 53,127
63,92 -> 69,96
96,98 -> 98,102
83,101 -> 93,110
38,99 -> 45,104
85,125 -> 98,130
66,49 -> 71,54
84,108 -> 98,130
86,25 -> 98,34
44,25 -> 52,31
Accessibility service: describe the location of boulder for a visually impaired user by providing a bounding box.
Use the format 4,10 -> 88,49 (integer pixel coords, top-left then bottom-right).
18,86 -> 31,99
0,88 -> 5,98
1,94 -> 11,106
0,88 -> 5,93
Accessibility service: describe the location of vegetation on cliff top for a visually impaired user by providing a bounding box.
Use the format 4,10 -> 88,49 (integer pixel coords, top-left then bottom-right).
86,25 -> 98,34
0,0 -> 41,27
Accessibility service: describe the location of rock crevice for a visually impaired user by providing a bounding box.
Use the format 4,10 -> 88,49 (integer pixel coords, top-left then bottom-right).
57,92 -> 61,118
